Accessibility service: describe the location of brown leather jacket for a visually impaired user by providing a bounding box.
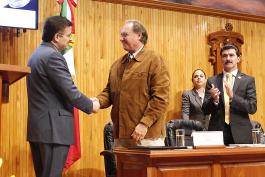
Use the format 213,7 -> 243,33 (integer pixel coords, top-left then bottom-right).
98,47 -> 170,139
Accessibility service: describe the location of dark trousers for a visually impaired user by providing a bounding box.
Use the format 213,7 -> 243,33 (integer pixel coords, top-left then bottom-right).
223,123 -> 235,145
30,142 -> 70,177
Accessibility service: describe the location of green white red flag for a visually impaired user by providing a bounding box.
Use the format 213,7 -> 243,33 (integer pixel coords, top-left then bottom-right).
58,0 -> 77,76
57,0 -> 80,172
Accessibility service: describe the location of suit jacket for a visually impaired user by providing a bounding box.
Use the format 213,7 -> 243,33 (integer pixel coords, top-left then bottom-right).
202,71 -> 257,144
27,42 -> 93,145
182,89 -> 210,130
97,47 -> 170,139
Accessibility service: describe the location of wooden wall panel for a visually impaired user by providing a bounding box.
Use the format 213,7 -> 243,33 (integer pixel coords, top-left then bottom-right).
0,0 -> 265,177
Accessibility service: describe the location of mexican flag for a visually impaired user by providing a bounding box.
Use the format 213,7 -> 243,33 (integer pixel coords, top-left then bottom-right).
57,0 -> 80,172
58,0 -> 77,77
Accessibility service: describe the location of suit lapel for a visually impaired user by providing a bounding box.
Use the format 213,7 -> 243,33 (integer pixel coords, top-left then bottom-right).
192,89 -> 202,107
233,71 -> 243,93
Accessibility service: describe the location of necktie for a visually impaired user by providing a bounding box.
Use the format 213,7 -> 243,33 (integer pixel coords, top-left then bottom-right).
127,53 -> 134,62
120,53 -> 133,79
224,73 -> 233,124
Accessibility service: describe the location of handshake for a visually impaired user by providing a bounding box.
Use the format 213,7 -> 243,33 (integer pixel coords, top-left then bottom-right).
90,97 -> 100,113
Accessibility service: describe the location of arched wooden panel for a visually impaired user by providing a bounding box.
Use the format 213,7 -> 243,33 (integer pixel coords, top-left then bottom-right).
208,23 -> 244,74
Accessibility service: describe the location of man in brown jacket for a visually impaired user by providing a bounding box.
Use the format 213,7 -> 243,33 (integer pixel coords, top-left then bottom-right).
97,20 -> 170,147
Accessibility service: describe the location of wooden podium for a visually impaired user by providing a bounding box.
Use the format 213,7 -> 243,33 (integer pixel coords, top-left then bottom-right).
0,64 -> 31,118
114,147 -> 265,177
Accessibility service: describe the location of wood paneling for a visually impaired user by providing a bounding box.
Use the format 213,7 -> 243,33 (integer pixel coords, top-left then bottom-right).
0,0 -> 265,177
223,162 -> 265,177
98,0 -> 265,23
158,165 -> 211,177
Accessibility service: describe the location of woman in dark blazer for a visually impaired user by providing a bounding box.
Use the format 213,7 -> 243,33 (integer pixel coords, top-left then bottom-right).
182,69 -> 210,130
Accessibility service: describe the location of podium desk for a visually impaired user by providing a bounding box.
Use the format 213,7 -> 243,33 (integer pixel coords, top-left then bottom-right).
0,64 -> 31,116
114,147 -> 265,177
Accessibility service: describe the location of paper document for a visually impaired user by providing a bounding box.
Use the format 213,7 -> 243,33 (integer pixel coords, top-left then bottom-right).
192,131 -> 224,146
229,144 -> 265,148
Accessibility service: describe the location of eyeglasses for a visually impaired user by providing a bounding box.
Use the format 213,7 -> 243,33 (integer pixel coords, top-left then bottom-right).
58,33 -> 72,38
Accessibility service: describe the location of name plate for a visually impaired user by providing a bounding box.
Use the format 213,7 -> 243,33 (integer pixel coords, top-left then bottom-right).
192,131 -> 224,146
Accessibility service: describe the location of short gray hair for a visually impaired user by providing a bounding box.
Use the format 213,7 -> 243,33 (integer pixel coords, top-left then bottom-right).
126,20 -> 148,45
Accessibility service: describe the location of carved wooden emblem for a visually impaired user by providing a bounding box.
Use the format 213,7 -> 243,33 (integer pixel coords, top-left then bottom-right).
207,23 -> 244,74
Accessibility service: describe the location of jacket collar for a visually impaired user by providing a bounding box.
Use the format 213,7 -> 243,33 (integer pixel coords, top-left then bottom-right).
134,46 -> 146,62
121,46 -> 146,63
41,42 -> 59,52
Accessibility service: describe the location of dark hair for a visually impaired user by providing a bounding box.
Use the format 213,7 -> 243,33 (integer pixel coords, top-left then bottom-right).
220,44 -> 241,57
42,16 -> 72,42
126,20 -> 148,45
192,69 -> 206,80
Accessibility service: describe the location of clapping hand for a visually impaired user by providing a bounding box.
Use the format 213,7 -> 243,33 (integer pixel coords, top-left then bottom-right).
210,84 -> 220,104
223,80 -> 233,99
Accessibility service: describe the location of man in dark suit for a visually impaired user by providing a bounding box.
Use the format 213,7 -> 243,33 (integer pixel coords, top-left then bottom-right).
202,44 -> 257,145
27,16 -> 99,177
